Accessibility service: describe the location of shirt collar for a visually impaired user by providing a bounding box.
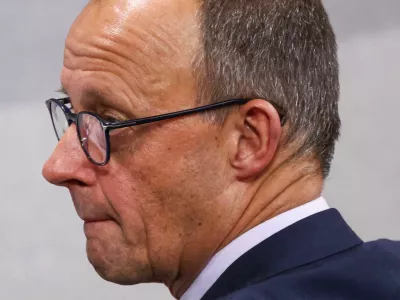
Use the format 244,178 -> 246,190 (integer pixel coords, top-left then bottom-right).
181,197 -> 330,300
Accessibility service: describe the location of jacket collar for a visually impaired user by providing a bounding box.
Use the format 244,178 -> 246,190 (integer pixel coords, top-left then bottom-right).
202,209 -> 363,300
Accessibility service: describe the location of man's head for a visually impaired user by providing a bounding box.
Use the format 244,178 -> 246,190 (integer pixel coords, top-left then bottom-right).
42,0 -> 339,296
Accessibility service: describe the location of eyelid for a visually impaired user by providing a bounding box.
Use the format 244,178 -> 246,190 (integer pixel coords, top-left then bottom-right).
99,108 -> 129,123
67,96 -> 133,123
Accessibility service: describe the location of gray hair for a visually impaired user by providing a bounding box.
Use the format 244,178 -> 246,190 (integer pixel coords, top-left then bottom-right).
197,0 -> 340,178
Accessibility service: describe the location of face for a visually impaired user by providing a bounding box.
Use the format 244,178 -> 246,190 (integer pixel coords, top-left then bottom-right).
42,0 -> 238,286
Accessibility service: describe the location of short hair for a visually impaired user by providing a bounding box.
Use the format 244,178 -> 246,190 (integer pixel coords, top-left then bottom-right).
197,0 -> 340,178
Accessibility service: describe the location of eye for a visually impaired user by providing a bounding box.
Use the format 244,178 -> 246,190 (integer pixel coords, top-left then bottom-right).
102,115 -> 119,123
99,108 -> 128,124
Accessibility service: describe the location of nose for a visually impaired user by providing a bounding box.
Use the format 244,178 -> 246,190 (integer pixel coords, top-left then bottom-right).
42,124 -> 96,187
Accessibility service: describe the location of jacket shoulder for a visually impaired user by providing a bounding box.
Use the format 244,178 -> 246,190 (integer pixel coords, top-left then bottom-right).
217,239 -> 400,300
364,239 -> 400,258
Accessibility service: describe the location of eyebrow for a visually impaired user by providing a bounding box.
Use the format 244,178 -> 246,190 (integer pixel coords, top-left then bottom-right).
58,85 -> 137,119
57,85 -> 108,108
57,86 -> 68,95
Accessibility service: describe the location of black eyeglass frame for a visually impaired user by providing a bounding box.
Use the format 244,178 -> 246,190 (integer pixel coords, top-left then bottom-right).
45,97 -> 285,166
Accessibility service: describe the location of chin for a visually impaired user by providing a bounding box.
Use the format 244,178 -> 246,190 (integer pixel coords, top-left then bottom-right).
94,265 -> 143,286
86,237 -> 153,285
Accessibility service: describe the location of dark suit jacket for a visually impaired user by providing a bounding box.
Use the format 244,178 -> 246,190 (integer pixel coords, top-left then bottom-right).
201,209 -> 400,300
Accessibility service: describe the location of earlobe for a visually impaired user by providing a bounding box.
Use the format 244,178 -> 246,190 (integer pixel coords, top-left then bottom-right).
230,100 -> 282,180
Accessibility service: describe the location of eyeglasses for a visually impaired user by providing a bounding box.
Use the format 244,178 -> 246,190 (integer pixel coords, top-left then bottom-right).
45,97 -> 285,166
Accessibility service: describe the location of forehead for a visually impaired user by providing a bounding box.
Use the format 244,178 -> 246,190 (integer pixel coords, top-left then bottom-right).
72,0 -> 199,41
62,0 -> 201,112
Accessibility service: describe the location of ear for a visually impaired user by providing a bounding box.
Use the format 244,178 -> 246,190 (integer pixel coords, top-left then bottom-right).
228,99 -> 282,180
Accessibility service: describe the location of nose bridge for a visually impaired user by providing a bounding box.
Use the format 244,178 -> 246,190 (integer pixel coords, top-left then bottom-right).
43,124 -> 91,185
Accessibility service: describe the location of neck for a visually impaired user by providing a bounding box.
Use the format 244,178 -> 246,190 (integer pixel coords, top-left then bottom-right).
217,162 -> 323,251
170,159 -> 323,299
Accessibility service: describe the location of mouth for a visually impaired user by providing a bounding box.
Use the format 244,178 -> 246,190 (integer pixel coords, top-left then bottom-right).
78,212 -> 113,233
76,210 -> 111,224
80,214 -> 113,227
83,218 -> 109,224
83,219 -> 114,237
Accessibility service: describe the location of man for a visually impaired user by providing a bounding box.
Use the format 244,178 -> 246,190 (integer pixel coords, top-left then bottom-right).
42,0 -> 400,299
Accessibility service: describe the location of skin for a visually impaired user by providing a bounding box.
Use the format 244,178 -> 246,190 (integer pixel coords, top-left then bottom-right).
42,0 -> 323,298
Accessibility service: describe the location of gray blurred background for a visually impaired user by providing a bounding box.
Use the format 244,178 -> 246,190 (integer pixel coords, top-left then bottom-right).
0,0 -> 399,299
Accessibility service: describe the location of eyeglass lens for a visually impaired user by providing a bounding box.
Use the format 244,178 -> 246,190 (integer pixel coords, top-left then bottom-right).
50,102 -> 108,164
77,113 -> 107,164
51,101 -> 69,140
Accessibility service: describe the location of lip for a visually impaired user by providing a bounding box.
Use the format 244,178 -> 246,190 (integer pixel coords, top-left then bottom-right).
83,218 -> 109,224
70,193 -> 111,222
76,211 -> 111,224
83,219 -> 112,237
83,219 -> 108,227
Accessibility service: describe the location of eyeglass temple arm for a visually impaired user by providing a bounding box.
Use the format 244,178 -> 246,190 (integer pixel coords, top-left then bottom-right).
108,98 -> 286,130
107,98 -> 250,129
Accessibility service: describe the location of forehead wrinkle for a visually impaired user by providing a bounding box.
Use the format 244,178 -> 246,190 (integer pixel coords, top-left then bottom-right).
63,49 -> 149,112
65,18 -> 188,107
96,0 -> 202,86
64,33 -> 170,112
65,27 -> 157,84
65,0 -> 201,116
81,71 -> 145,113
77,0 -> 200,68
74,0 -> 187,75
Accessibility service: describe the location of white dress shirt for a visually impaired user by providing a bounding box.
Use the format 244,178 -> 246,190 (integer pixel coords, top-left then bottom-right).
181,197 -> 330,300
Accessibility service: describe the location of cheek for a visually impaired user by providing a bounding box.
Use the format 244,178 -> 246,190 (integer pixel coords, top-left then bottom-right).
98,169 -> 152,245
96,125 -> 227,278
101,123 -> 224,224
124,125 -> 225,224
97,156 -> 188,279
113,125 -> 193,196
101,129 -> 201,228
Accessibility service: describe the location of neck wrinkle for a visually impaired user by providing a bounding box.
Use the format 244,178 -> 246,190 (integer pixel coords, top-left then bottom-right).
170,161 -> 323,299
216,162 -> 323,253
